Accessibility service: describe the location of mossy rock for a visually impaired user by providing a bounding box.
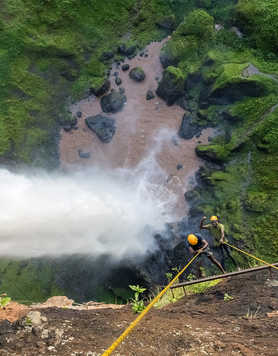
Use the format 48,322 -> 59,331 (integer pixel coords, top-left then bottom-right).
237,0 -> 278,52
129,67 -> 145,82
175,9 -> 214,41
156,66 -> 185,105
196,144 -> 229,163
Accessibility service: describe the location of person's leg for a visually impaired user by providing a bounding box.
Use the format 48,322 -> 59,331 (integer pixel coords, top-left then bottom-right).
223,244 -> 237,267
218,245 -> 226,269
207,254 -> 226,274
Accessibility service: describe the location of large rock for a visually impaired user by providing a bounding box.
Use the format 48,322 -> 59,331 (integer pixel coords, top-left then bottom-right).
129,67 -> 145,82
85,115 -> 116,143
156,66 -> 185,105
90,80 -> 111,97
118,44 -> 137,57
100,90 -> 126,113
178,113 -> 202,139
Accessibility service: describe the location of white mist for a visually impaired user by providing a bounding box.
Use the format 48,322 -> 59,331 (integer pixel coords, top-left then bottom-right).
0,167 -> 177,259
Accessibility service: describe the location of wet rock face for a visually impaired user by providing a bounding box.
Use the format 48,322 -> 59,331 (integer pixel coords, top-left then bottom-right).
156,66 -> 185,105
129,67 -> 146,82
206,81 -> 267,106
100,90 -> 126,113
90,80 -> 111,97
85,115 -> 116,143
178,113 -> 202,139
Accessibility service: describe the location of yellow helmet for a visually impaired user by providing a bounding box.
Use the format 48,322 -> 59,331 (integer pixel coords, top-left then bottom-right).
187,234 -> 198,246
210,216 -> 218,221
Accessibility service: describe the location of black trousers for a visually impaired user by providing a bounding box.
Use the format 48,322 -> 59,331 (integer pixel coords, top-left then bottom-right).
219,244 -> 237,268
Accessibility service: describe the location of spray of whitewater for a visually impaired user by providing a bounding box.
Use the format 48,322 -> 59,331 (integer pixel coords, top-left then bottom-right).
0,167 -> 177,259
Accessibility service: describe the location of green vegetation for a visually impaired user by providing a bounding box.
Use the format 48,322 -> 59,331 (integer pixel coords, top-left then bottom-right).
1,0 -> 278,302
223,293 -> 234,302
129,285 -> 146,313
237,0 -> 278,52
0,0 -> 176,166
0,259 -> 63,304
159,3 -> 278,264
155,279 -> 221,308
0,294 -> 11,308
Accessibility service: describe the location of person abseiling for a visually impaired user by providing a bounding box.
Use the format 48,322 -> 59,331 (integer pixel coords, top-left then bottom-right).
187,233 -> 225,274
200,216 -> 237,268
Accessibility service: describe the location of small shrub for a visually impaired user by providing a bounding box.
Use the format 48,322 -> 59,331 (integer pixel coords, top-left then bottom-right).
129,285 -> 146,314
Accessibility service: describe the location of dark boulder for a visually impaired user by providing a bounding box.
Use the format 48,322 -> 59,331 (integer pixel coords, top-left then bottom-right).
121,64 -> 130,71
100,90 -> 126,113
129,67 -> 145,82
85,115 -> 116,143
178,113 -> 202,139
100,51 -> 114,62
176,164 -> 183,170
90,80 -> 111,97
115,77 -> 122,86
63,125 -> 72,132
76,111 -> 82,118
156,66 -> 184,105
146,90 -> 155,100
118,44 -> 137,57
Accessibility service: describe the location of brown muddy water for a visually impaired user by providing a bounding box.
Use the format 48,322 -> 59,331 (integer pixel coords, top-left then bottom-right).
60,38 -> 213,217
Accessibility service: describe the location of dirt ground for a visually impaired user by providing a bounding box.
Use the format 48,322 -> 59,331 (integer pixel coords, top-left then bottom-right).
0,270 -> 277,356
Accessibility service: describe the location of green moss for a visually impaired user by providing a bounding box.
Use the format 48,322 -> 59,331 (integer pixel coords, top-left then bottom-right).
196,143 -> 230,162
175,9 -> 214,41
0,259 -> 63,304
244,191 -> 270,213
237,0 -> 278,52
212,63 -> 249,91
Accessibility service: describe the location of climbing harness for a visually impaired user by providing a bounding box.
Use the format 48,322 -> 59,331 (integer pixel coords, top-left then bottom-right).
224,242 -> 278,271
101,252 -> 201,356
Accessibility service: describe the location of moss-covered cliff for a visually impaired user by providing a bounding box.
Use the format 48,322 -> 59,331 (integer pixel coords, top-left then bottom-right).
161,1 -> 278,264
1,0 -> 278,302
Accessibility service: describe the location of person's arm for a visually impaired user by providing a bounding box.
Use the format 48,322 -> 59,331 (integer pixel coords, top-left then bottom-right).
188,246 -> 195,255
197,239 -> 208,253
200,216 -> 209,230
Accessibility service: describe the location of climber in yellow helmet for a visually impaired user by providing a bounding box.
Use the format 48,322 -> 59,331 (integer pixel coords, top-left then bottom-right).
187,233 -> 225,274
200,216 -> 237,268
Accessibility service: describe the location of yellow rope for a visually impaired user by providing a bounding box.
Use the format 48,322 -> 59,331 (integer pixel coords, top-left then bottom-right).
101,252 -> 200,356
224,241 -> 278,271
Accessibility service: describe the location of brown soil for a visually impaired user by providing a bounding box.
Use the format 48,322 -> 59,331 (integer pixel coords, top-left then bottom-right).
1,271 -> 277,355
59,39 -> 214,216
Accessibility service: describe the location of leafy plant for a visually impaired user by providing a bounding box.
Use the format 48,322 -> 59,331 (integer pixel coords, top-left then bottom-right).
0,293 -> 11,308
165,272 -> 173,283
129,285 -> 146,314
